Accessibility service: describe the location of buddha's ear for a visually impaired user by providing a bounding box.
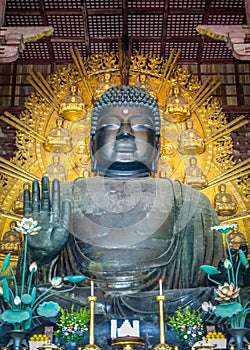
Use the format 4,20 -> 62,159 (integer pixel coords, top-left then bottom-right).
151,151 -> 160,173
151,135 -> 160,173
91,157 -> 97,172
90,135 -> 97,172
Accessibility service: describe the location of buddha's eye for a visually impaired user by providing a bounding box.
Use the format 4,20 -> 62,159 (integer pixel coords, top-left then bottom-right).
96,116 -> 121,130
130,116 -> 155,130
131,122 -> 155,131
98,123 -> 120,130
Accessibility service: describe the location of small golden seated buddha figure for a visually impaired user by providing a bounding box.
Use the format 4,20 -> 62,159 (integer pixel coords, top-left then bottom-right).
184,156 -> 208,190
227,224 -> 247,250
45,155 -> 67,183
93,72 -> 115,102
71,140 -> 91,176
12,182 -> 30,215
44,117 -> 73,154
214,183 -> 237,216
160,136 -> 176,158
0,221 -> 22,255
165,84 -> 190,123
178,119 -> 205,155
59,83 -> 86,121
135,73 -> 156,99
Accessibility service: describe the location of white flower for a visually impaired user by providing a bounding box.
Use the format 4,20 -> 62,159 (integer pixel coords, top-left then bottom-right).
184,335 -> 188,339
29,262 -> 38,272
15,218 -> 41,235
51,277 -> 63,288
14,296 -> 21,305
224,259 -> 232,269
201,301 -> 216,312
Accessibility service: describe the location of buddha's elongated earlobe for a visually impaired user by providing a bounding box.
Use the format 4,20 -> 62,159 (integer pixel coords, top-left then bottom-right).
90,135 -> 97,172
151,148 -> 160,173
91,157 -> 97,172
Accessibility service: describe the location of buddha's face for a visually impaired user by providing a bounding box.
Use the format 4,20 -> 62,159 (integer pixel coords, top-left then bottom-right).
139,74 -> 146,82
104,73 -> 111,81
91,105 -> 160,176
219,184 -> 226,193
190,157 -> 197,166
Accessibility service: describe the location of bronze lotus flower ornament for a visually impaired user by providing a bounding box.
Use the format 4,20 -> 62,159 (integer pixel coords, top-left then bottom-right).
0,217 -> 87,331
201,223 -> 250,329
215,282 -> 241,302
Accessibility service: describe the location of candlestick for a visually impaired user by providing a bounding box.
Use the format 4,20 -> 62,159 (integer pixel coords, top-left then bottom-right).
82,295 -> 101,350
152,295 -> 171,350
159,279 -> 163,296
91,280 -> 94,296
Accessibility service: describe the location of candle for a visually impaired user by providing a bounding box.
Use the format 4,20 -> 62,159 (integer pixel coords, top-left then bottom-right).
133,320 -> 140,337
111,319 -> 117,338
91,280 -> 94,296
159,278 -> 163,295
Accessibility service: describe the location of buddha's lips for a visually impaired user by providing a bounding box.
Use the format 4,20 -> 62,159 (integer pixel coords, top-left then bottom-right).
113,140 -> 137,152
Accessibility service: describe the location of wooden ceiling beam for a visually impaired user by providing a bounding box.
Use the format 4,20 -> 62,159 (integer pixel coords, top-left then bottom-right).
38,0 -> 54,68
0,0 -> 6,27
197,0 -> 212,72
5,7 -> 245,16
160,0 -> 170,57
81,1 -> 91,56
51,36 -> 204,42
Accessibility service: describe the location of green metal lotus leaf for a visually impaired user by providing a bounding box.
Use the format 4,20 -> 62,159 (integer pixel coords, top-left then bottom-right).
211,224 -> 238,234
238,250 -> 249,268
0,309 -> 30,324
2,278 -> 10,302
1,253 -> 11,273
21,294 -> 32,305
64,275 -> 87,283
214,302 -> 244,319
0,275 -> 12,280
37,301 -> 60,318
23,307 -> 33,330
200,265 -> 221,275
31,286 -> 37,306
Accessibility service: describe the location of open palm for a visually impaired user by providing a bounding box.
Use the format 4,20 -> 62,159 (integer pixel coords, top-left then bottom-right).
23,176 -> 71,266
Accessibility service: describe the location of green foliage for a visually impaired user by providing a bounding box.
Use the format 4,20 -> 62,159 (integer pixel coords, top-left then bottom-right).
214,303 -> 244,319
200,265 -> 221,276
168,306 -> 204,344
201,223 -> 250,328
54,305 -> 90,343
0,218 -> 87,331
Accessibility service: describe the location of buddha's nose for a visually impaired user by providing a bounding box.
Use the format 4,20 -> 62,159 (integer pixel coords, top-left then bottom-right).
116,122 -> 135,140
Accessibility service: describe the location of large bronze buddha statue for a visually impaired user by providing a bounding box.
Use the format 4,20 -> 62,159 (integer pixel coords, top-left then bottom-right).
24,86 -> 223,319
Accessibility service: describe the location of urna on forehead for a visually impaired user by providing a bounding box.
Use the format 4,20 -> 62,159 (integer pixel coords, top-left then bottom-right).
91,85 -> 161,135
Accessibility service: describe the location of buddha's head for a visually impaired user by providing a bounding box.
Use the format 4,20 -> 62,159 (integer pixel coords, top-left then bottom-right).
218,183 -> 227,193
104,72 -> 112,81
91,85 -> 160,177
189,156 -> 197,166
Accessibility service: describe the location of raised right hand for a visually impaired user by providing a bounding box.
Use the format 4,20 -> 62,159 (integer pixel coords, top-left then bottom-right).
24,176 -> 71,266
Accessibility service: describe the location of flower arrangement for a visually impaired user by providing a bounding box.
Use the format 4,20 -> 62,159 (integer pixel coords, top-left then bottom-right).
201,223 -> 250,329
54,305 -> 90,343
0,217 -> 87,331
168,306 -> 204,344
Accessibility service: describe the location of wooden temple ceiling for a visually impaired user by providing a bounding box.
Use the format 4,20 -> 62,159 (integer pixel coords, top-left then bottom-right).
1,0 -> 248,65
0,0 -> 249,160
